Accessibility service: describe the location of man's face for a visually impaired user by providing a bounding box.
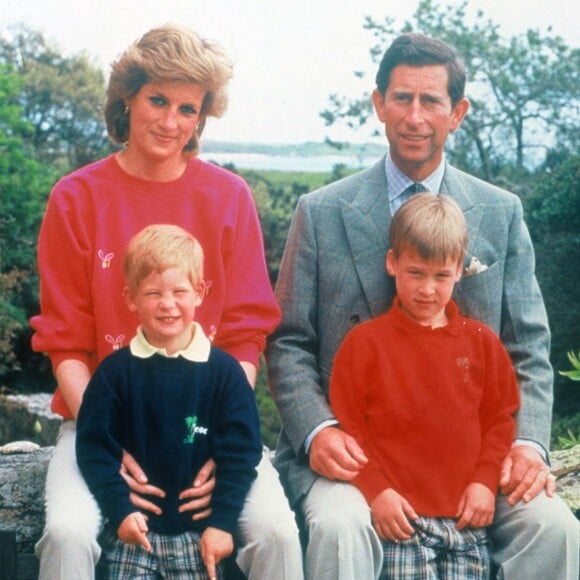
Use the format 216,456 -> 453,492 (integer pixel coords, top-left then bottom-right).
373,64 -> 469,181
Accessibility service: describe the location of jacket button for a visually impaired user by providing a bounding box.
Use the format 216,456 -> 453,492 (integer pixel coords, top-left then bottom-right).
350,314 -> 361,324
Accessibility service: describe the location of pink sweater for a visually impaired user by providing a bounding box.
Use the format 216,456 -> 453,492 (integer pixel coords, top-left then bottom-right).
330,299 -> 519,517
31,155 -> 280,417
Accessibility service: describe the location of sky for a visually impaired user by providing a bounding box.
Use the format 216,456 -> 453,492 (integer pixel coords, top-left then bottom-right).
2,0 -> 578,145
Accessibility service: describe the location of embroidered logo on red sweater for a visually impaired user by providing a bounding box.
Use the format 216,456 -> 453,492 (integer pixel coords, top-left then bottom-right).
105,334 -> 125,350
98,250 -> 114,268
456,357 -> 471,382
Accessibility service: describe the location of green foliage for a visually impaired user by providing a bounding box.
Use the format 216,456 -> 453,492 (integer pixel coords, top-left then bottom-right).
558,429 -> 580,451
524,156 -> 580,417
255,359 -> 281,449
0,25 -> 113,169
552,414 -> 580,451
0,65 -> 58,379
559,352 -> 580,382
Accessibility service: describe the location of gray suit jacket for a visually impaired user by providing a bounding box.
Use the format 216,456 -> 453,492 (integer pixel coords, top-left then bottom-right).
266,156 -> 553,508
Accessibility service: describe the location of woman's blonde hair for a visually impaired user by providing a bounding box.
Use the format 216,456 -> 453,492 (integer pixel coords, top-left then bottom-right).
390,194 -> 468,264
105,24 -> 233,154
124,224 -> 204,296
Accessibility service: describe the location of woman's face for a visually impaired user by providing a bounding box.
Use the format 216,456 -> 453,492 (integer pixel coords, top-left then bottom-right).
125,81 -> 206,165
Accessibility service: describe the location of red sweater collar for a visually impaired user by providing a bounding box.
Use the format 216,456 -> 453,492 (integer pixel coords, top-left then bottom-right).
389,297 -> 462,336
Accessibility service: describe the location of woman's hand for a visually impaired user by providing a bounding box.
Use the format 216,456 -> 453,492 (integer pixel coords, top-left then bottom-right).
179,458 -> 216,520
121,450 -> 165,516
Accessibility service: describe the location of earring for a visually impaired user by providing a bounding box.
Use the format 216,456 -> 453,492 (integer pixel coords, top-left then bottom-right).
124,105 -> 130,115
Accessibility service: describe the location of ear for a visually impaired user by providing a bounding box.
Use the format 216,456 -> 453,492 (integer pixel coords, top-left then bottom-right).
454,260 -> 463,283
449,97 -> 469,132
372,88 -> 387,123
194,281 -> 206,307
123,287 -> 138,312
386,249 -> 397,277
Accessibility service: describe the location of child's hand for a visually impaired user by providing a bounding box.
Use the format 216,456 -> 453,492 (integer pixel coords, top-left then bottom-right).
200,526 -> 233,580
456,482 -> 495,530
117,512 -> 152,552
370,488 -> 418,542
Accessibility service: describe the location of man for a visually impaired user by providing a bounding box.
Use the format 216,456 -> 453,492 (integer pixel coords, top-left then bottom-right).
267,33 -> 579,580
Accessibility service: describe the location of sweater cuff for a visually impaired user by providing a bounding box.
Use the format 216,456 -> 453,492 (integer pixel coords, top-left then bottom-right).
225,342 -> 262,369
50,350 -> 91,372
473,463 -> 502,494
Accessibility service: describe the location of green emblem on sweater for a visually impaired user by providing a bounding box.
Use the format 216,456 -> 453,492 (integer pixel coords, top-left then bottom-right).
183,416 -> 208,444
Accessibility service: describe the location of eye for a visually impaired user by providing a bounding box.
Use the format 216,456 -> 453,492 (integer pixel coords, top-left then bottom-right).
149,95 -> 166,106
422,95 -> 444,108
179,104 -> 198,116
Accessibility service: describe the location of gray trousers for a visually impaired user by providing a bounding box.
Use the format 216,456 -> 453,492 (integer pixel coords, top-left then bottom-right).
36,421 -> 305,580
299,476 -> 579,580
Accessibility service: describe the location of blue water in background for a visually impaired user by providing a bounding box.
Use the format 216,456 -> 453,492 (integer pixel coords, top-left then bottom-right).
199,152 -> 382,173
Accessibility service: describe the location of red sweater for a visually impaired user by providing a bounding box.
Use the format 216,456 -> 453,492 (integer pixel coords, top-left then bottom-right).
31,155 -> 280,417
330,299 -> 519,517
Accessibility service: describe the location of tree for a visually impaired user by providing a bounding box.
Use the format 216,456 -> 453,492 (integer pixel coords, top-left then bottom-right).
0,25 -> 112,170
525,155 -> 580,418
321,0 -> 580,182
0,66 -> 56,381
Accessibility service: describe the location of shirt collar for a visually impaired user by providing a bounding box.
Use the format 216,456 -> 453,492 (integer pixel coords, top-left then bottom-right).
385,154 -> 446,204
129,322 -> 211,362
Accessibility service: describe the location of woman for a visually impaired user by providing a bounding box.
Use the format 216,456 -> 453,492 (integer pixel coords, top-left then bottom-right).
31,25 -> 303,580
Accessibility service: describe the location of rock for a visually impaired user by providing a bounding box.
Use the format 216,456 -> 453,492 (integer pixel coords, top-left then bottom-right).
0,441 -> 41,454
0,394 -> 62,447
0,446 -> 52,553
551,446 -> 580,516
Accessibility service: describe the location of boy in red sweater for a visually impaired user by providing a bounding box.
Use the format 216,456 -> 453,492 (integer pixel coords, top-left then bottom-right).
329,194 -> 520,579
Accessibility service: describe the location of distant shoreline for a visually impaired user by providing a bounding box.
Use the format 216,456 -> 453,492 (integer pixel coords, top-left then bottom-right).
200,140 -> 385,172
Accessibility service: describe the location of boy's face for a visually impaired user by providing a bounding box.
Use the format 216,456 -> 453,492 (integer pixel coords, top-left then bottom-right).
386,248 -> 462,328
125,267 -> 202,354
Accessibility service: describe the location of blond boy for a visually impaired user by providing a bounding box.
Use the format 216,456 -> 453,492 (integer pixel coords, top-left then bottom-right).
76,224 -> 261,580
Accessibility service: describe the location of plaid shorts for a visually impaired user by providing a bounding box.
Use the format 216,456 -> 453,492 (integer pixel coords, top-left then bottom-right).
380,517 -> 490,579
100,528 -> 224,579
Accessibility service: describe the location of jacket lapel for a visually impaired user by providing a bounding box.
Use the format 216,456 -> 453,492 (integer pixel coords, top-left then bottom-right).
340,157 -> 394,317
441,165 -> 485,263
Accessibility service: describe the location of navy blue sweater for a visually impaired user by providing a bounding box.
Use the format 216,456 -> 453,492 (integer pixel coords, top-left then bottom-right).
76,347 -> 261,535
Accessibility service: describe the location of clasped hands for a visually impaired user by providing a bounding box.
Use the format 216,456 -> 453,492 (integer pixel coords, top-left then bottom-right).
309,427 -> 556,541
116,452 -> 228,580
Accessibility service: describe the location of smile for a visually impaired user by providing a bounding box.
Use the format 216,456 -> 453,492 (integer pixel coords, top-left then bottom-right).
153,133 -> 177,142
